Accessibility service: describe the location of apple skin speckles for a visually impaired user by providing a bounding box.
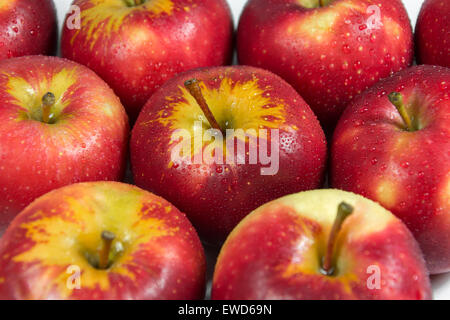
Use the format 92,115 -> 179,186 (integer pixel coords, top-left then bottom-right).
61,0 -> 234,123
0,182 -> 206,300
0,56 -> 129,230
415,0 -> 450,68
212,189 -> 431,300
237,0 -> 413,132
0,0 -> 57,61
131,65 -> 327,244
331,65 -> 450,274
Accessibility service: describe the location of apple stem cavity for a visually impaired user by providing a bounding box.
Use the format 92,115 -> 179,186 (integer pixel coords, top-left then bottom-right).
125,0 -> 145,6
184,78 -> 222,132
388,92 -> 415,131
321,202 -> 354,276
318,0 -> 332,7
98,230 -> 115,270
41,92 -> 56,124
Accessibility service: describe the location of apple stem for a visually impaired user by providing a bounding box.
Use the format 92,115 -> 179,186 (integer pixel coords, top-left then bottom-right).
319,0 -> 325,6
184,79 -> 222,131
41,92 -> 55,124
388,92 -> 414,131
98,231 -> 115,270
124,0 -> 144,6
322,202 -> 354,276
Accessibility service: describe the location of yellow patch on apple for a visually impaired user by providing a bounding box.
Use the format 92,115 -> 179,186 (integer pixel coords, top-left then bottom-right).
12,183 -> 178,298
0,0 -> 16,12
439,173 -> 450,211
2,68 -> 78,121
225,189 -> 395,294
289,1 -> 362,41
152,77 -> 287,157
375,179 -> 398,209
71,0 -> 174,49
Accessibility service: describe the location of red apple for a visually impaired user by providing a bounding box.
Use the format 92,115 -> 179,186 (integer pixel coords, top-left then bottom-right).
0,181 -> 206,299
131,65 -> 327,244
0,0 -> 57,60
331,65 -> 450,274
61,0 -> 234,122
212,189 -> 431,300
237,0 -> 413,131
415,0 -> 450,68
0,55 -> 129,232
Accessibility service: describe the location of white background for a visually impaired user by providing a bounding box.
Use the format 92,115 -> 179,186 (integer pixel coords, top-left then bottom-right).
52,0 -> 450,300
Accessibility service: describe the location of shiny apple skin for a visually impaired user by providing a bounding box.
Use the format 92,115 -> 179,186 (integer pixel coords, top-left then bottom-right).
0,56 -> 129,231
212,189 -> 431,300
61,0 -> 233,122
0,182 -> 206,300
415,0 -> 450,68
131,65 -> 327,244
331,65 -> 450,274
0,0 -> 57,61
237,0 -> 413,131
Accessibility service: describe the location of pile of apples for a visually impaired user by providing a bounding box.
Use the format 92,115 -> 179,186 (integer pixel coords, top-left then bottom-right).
0,0 -> 448,300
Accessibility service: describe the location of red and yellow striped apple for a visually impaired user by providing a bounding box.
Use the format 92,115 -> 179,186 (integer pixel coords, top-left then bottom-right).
0,0 -> 57,61
131,66 -> 327,244
0,56 -> 129,231
331,65 -> 450,274
0,182 -> 206,299
212,189 -> 431,300
61,0 -> 234,122
237,0 -> 413,131
415,0 -> 450,68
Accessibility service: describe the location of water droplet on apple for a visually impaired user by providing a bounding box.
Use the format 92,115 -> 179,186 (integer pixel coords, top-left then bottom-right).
359,107 -> 369,113
342,44 -> 351,54
377,90 -> 387,98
